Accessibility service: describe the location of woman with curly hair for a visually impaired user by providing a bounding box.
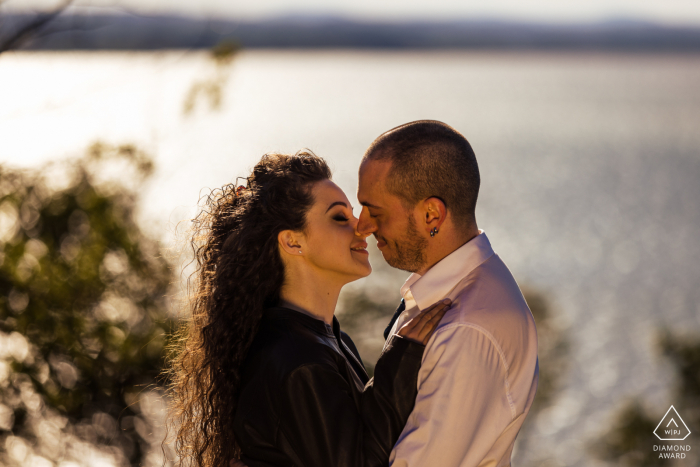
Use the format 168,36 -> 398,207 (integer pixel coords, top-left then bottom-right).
168,150 -> 449,467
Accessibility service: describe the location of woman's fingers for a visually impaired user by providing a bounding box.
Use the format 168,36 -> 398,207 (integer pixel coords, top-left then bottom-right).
416,303 -> 450,344
412,299 -> 450,328
397,299 -> 451,344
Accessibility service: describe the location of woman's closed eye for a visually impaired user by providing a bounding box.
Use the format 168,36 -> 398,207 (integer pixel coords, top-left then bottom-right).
333,215 -> 349,222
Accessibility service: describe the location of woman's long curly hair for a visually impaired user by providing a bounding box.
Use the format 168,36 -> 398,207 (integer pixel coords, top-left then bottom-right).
168,151 -> 332,466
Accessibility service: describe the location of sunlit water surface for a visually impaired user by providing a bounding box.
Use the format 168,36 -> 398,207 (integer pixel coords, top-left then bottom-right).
1,50 -> 700,466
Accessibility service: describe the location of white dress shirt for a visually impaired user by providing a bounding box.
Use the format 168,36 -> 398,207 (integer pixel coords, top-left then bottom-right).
386,231 -> 539,467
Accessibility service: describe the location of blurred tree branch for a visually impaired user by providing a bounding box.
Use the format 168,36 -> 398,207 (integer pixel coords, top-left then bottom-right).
0,0 -> 73,53
183,39 -> 240,115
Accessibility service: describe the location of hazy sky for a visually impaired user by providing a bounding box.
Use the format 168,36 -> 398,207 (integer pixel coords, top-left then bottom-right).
8,0 -> 700,24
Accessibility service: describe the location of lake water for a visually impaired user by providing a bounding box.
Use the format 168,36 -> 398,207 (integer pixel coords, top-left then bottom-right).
1,50 -> 700,466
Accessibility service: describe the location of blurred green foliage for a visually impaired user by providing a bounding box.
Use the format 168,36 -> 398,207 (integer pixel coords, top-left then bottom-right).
522,288 -> 569,415
659,330 -> 700,424
592,330 -> 700,466
0,143 -> 173,465
509,288 -> 569,463
593,399 -> 660,466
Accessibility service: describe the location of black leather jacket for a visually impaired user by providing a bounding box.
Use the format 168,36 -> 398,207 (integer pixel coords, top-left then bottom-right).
233,307 -> 425,467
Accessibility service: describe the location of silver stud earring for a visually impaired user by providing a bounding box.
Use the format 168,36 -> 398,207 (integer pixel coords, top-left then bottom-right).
430,227 -> 439,237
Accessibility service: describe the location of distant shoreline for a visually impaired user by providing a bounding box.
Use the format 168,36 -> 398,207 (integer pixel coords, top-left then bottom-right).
5,49 -> 700,58
4,13 -> 700,52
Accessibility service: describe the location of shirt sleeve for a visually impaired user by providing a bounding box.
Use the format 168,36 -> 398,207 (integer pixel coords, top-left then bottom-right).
389,325 -> 516,467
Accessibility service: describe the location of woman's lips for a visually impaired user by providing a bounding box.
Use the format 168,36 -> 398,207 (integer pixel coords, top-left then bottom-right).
351,242 -> 369,255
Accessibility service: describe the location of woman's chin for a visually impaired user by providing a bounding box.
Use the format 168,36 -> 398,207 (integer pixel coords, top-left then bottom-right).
356,256 -> 372,276
360,262 -> 372,278
344,262 -> 372,282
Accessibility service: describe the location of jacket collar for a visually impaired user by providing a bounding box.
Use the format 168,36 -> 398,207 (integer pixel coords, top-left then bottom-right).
264,307 -> 336,337
400,230 -> 494,311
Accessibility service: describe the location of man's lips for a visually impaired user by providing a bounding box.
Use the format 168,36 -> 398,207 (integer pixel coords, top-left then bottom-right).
376,238 -> 387,249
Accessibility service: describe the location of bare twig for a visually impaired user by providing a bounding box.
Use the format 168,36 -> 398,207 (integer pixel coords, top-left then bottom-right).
0,0 -> 73,53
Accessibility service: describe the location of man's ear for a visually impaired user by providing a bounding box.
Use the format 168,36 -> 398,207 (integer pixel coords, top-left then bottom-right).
278,230 -> 305,256
423,197 -> 447,232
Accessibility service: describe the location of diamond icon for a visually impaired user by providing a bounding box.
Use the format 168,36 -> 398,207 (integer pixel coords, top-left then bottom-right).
654,406 -> 691,441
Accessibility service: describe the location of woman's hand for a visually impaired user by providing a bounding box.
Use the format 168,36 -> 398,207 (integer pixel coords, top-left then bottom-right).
397,299 -> 451,345
230,460 -> 247,467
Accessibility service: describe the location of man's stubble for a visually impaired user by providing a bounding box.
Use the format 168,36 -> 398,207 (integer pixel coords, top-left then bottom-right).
382,214 -> 427,273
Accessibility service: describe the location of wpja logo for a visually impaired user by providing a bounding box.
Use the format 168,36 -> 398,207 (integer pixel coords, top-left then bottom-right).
652,406 -> 692,460
654,405 -> 691,441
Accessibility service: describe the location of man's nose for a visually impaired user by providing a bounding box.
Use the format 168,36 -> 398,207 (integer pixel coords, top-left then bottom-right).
351,216 -> 369,239
356,207 -> 376,236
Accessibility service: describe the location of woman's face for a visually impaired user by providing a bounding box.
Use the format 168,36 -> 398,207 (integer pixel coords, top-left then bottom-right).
300,179 -> 371,282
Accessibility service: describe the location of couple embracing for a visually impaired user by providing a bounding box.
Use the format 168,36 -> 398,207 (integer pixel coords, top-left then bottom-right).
169,120 -> 539,467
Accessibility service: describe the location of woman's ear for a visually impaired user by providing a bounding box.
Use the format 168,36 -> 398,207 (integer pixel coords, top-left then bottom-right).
278,230 -> 305,256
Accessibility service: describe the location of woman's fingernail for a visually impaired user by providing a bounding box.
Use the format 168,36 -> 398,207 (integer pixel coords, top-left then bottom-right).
442,298 -> 451,304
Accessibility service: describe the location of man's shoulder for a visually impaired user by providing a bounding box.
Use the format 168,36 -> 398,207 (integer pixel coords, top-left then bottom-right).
437,254 -> 535,345
425,253 -> 538,402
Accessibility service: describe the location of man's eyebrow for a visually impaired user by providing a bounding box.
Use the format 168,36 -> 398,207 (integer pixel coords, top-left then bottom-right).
326,201 -> 350,213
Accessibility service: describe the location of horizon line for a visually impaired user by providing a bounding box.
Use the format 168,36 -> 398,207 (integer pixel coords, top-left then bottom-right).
5,8 -> 700,28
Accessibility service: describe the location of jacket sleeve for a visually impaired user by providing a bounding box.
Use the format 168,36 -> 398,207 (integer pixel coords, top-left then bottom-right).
276,335 -> 425,467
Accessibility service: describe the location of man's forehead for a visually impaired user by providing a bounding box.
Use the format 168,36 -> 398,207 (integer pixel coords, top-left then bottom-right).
359,158 -> 392,182
358,159 -> 404,209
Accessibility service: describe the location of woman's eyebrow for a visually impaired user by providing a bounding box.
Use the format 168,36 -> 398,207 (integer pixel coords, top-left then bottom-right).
326,201 -> 351,213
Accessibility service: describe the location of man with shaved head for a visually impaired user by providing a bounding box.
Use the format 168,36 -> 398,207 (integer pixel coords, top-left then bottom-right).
357,120 -> 539,467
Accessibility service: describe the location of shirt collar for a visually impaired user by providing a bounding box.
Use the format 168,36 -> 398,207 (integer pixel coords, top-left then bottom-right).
400,230 -> 494,310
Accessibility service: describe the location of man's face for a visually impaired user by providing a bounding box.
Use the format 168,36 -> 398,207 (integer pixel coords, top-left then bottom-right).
357,159 -> 427,273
